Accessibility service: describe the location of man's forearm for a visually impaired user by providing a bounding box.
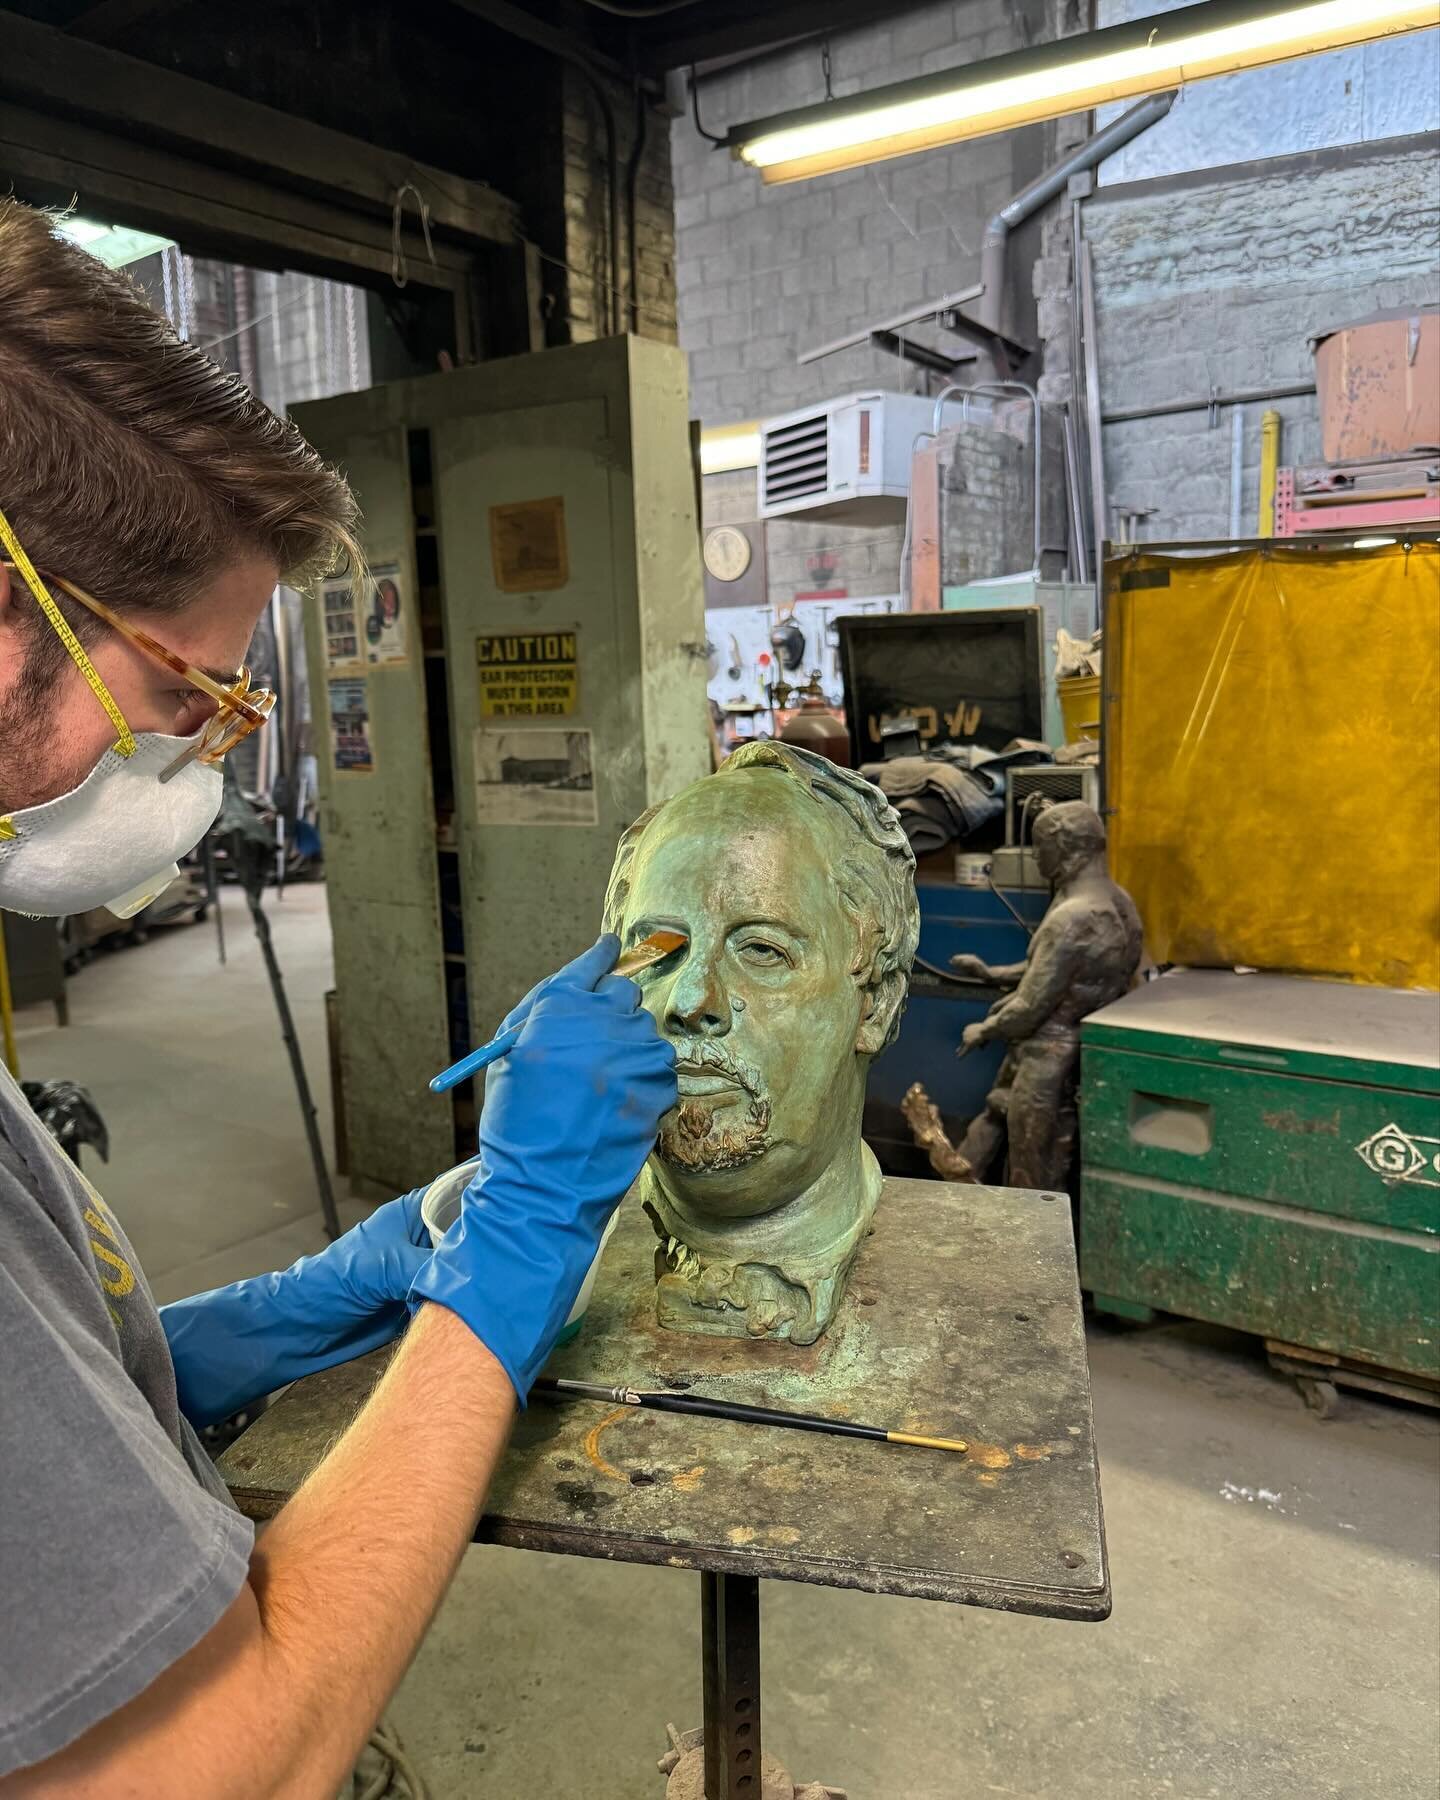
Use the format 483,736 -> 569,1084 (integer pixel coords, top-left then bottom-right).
160,1190 -> 430,1430
250,1302 -> 514,1796
6,1303 -> 514,1800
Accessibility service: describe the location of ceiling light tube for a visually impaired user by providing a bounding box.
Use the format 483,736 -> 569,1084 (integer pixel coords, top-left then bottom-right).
728,0 -> 1438,183
700,422 -> 762,473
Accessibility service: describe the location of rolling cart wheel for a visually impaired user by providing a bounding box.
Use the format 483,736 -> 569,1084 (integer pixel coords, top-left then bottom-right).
1299,1376 -> 1339,1419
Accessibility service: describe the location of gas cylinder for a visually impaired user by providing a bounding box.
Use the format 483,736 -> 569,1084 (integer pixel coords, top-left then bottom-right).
778,672 -> 851,767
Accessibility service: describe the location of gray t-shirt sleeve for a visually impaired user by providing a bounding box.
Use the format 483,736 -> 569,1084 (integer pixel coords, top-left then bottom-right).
0,1162 -> 254,1777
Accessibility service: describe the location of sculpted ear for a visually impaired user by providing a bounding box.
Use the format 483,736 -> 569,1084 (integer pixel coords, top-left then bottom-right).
854,974 -> 903,1057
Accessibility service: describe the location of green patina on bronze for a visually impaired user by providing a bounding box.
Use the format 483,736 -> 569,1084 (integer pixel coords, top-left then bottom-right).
220,1178 -> 1110,1620
602,742 -> 920,1344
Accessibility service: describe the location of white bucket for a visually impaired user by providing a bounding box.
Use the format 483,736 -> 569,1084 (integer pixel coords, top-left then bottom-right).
419,1157 -> 619,1344
954,851 -> 994,888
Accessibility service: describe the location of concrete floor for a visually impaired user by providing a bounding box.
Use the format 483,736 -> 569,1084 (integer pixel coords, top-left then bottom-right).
11,883 -> 1440,1800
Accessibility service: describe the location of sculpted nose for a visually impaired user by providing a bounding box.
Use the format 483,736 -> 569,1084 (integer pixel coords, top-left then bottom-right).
664,951 -> 731,1038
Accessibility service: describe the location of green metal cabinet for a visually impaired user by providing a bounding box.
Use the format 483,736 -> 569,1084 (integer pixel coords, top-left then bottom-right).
1080,971 -> 1440,1386
295,338 -> 710,1199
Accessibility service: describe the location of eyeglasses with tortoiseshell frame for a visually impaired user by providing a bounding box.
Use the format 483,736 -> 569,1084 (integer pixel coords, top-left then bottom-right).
2,559 -> 275,782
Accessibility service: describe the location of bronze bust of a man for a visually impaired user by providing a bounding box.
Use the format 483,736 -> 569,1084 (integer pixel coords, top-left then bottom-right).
603,742 -> 919,1344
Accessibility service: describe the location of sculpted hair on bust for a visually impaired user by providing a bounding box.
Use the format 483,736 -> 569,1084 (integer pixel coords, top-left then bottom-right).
603,741 -> 920,1052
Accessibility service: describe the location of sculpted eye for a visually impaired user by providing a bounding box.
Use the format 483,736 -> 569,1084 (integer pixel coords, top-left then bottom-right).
738,941 -> 789,968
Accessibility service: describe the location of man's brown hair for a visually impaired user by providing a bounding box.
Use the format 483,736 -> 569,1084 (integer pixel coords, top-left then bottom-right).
0,199 -> 360,685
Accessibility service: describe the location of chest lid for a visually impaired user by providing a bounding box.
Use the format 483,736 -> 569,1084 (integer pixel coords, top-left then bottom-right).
1083,969 -> 1440,1094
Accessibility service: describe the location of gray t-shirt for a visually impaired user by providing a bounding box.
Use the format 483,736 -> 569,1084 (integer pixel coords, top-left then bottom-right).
0,1065 -> 253,1776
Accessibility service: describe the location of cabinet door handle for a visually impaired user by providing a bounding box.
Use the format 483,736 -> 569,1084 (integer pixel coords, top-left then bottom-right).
1128,1091 -> 1214,1154
1217,1047 -> 1289,1070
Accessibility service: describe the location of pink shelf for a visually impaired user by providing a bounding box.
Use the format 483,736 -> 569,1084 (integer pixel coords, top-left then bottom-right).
1275,467 -> 1440,537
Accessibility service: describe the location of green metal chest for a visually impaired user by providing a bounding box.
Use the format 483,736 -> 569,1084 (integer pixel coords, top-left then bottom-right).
1079,971 -> 1440,1384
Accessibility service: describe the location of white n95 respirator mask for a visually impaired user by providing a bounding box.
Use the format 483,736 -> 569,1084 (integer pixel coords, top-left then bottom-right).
0,732 -> 223,919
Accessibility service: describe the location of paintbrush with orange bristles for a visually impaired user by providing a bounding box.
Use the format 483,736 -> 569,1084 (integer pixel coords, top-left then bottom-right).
428,929 -> 686,1094
532,1376 -> 969,1455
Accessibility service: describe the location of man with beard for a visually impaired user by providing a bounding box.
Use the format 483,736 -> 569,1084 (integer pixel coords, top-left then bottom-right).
0,200 -> 674,1792
602,741 -> 919,1343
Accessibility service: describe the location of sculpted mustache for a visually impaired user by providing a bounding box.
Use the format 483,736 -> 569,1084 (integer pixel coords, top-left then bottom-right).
667,1037 -> 766,1099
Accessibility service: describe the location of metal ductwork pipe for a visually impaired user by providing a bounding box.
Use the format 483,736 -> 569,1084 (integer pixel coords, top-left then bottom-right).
976,90 -> 1177,338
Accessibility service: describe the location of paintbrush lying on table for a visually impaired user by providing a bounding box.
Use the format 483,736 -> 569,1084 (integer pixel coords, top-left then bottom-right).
531,1376 -> 969,1455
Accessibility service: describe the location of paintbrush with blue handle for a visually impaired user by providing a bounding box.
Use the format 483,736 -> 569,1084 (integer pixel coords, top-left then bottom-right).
428,929 -> 687,1094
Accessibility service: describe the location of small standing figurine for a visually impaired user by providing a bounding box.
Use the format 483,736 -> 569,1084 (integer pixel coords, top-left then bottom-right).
947,801 -> 1143,1193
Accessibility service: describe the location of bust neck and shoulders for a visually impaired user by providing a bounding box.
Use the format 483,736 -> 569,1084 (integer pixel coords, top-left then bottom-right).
636,1132 -> 884,1345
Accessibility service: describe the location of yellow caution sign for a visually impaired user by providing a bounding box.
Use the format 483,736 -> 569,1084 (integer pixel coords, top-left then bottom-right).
477,630 -> 579,720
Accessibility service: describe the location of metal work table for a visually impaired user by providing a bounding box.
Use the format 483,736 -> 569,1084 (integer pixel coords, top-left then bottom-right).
220,1176 -> 1108,1796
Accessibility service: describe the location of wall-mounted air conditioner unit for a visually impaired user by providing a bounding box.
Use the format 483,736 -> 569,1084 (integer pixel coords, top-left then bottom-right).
758,391 -> 937,524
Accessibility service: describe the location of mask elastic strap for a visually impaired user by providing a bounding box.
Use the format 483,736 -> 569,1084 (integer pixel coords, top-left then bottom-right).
0,505 -> 137,759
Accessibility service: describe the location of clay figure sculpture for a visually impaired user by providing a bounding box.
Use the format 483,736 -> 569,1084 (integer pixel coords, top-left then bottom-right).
603,741 -> 919,1343
949,800 -> 1143,1193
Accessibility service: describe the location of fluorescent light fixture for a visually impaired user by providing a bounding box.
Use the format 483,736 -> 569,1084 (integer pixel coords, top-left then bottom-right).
1352,536 -> 1398,547
730,0 -> 1438,182
58,215 -> 175,268
700,421 -> 761,474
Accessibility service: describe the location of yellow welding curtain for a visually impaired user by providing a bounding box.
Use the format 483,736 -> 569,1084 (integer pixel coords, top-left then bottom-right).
1106,540 -> 1440,990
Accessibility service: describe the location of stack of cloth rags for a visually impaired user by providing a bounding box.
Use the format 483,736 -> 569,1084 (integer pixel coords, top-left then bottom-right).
861,743 -> 1052,856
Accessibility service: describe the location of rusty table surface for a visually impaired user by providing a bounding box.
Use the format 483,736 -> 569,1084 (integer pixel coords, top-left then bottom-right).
219,1176 -> 1109,1621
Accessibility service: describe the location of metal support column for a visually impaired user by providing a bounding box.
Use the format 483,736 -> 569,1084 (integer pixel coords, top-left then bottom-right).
701,1572 -> 762,1798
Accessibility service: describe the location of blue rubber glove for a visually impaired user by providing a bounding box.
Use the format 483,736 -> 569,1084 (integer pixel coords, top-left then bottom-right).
408,935 -> 676,1403
160,1190 -> 431,1427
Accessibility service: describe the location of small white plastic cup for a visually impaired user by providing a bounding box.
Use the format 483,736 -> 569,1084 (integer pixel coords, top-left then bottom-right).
418,1157 -> 619,1346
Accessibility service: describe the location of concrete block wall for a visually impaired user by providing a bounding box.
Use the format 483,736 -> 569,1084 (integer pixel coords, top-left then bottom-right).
671,1 -> 1054,428
1094,5 -> 1439,184
670,0 -> 1076,608
1031,93 -> 1093,413
1085,136 -> 1440,541
703,468 -> 914,610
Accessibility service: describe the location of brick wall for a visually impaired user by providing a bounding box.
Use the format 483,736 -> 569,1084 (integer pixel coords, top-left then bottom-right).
1086,137 -> 1440,541
561,67 -> 677,346
934,421 -> 1031,590
938,412 -> 1065,586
